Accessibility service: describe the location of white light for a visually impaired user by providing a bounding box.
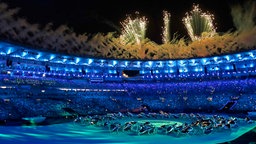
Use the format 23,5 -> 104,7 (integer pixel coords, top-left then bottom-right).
249,52 -> 254,57
225,56 -> 230,61
62,58 -> 67,62
50,55 -> 55,60
202,58 -> 207,64
191,59 -> 195,64
124,61 -> 128,66
7,49 -> 12,54
36,53 -> 41,59
22,52 -> 27,57
148,61 -> 153,66
113,61 -> 117,66
88,59 -> 93,64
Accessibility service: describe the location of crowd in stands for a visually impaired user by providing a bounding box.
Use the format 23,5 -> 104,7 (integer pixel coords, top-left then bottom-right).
0,72 -> 256,121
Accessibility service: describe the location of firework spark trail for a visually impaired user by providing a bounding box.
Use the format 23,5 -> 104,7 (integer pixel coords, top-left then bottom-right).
120,12 -> 147,45
162,11 -> 171,44
183,4 -> 216,41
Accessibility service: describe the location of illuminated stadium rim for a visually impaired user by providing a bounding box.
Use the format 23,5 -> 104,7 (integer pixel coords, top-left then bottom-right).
0,41 -> 255,75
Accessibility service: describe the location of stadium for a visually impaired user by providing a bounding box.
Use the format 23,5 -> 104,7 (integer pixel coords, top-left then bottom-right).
0,40 -> 256,143
1,40 -> 256,118
0,1 -> 256,144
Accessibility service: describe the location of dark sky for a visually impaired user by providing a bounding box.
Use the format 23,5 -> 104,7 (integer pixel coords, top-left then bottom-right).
2,0 -> 245,43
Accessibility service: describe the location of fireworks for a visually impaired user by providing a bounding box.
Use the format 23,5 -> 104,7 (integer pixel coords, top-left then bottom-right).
120,12 -> 148,45
183,5 -> 216,41
162,11 -> 171,44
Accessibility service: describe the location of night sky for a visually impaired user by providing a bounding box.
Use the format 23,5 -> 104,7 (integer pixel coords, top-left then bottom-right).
1,0 -> 245,43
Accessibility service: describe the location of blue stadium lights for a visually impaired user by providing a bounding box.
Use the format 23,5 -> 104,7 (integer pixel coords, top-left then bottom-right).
6,48 -> 13,55
0,41 -> 256,81
88,59 -> 93,65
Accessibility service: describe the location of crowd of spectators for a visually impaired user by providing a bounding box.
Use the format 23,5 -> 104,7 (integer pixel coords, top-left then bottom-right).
0,72 -> 256,121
